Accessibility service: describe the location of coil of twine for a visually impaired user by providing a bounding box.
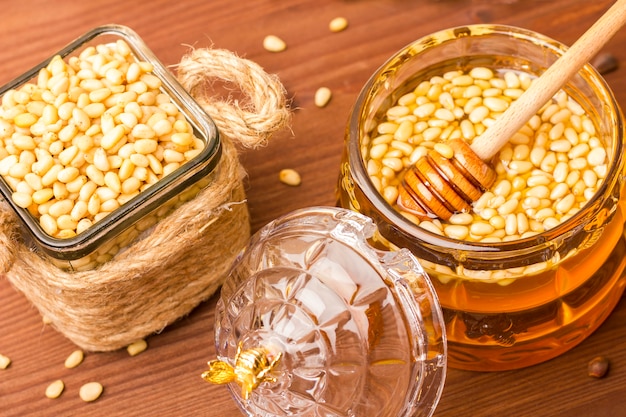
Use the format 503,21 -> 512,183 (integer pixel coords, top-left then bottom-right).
0,48 -> 291,351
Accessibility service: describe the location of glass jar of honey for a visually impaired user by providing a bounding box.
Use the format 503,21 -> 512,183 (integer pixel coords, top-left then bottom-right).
337,24 -> 626,371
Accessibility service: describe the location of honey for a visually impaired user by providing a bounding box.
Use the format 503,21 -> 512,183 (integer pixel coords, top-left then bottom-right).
338,24 -> 626,370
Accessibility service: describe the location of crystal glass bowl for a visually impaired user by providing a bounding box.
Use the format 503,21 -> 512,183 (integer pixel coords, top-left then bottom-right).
211,206 -> 447,417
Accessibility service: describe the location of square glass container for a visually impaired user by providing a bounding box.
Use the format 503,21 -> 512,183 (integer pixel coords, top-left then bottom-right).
0,24 -> 221,271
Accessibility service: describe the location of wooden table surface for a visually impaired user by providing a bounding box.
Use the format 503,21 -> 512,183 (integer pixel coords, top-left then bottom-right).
1,1 -> 625,416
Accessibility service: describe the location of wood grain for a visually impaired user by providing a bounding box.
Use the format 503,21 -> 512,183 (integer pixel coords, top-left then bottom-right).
0,1 -> 624,416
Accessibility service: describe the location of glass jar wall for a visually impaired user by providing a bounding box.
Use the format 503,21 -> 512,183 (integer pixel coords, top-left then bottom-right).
337,25 -> 626,371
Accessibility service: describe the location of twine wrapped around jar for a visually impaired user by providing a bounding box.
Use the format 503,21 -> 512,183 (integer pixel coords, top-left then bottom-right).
0,48 -> 291,352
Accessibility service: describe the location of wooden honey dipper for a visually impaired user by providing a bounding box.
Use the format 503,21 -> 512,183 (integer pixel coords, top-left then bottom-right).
398,0 -> 626,221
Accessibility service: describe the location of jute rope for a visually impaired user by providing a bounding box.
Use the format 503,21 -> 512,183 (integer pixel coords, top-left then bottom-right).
177,48 -> 290,149
0,48 -> 290,351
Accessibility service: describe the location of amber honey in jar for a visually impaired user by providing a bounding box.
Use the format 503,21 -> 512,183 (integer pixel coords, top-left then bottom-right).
338,25 -> 626,371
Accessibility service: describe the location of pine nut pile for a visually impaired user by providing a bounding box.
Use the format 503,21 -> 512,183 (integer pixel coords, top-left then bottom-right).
363,67 -> 608,243
0,40 -> 208,269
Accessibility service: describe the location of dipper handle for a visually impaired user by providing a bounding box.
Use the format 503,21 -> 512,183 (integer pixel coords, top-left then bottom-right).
471,0 -> 626,161
399,0 -> 626,220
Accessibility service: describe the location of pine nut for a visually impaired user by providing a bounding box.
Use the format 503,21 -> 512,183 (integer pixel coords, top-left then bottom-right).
582,170 -> 598,188
470,222 -> 494,236
448,212 -> 473,225
0,353 -> 11,369
12,134 -> 37,150
568,143 -> 589,159
489,215 -> 506,229
450,74 -> 472,86
100,125 -> 125,150
540,152 -> 557,172
550,183 -> 569,200
477,207 -> 498,220
57,166 -> 79,183
555,194 -> 576,214
79,382 -> 103,402
569,157 -> 588,171
541,106 -> 560,124
492,179 -> 512,197
382,186 -> 399,204
508,160 -> 533,174
64,349 -> 84,369
549,123 -> 566,141
25,173 -> 43,191
391,140 -> 414,156
419,221 -> 444,235
378,122 -> 399,134
129,153 -> 149,168
582,118 -> 596,135
534,207 -> 555,221
163,149 -> 185,164
279,168 -> 301,186
469,67 -> 493,80
497,198 -> 519,216
468,106 -> 489,123
45,380 -> 65,399
11,192 -> 32,208
434,108 -> 455,122
422,127 -> 442,142
444,225 -> 469,240
314,87 -> 332,108
593,164 -> 607,181
39,214 -> 57,235
263,35 -> 287,52
552,162 -> 569,183
329,17 -> 349,32
53,182 -> 69,200
588,147 -> 607,166
127,339 -> 148,356
550,139 -> 571,153
572,179 -> 586,196
483,97 -> 509,112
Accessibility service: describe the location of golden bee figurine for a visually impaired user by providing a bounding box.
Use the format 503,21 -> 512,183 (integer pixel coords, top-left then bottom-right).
201,342 -> 282,401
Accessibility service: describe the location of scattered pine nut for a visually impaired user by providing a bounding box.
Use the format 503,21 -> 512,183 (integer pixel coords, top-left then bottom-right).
314,87 -> 332,108
42,315 -> 52,325
64,350 -> 84,369
329,17 -> 349,32
79,382 -> 103,402
263,35 -> 287,52
0,353 -> 11,369
45,379 -> 65,399
279,169 -> 302,186
127,339 -> 148,356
